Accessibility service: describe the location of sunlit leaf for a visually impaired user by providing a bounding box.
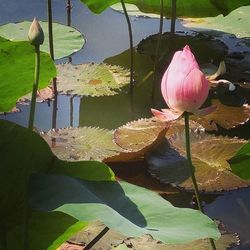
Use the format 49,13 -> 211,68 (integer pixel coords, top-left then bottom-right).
182,6 -> 250,38
80,0 -> 250,17
0,21 -> 85,59
148,131 -> 250,192
229,141 -> 250,180
191,99 -> 250,131
0,37 -> 56,112
42,118 -> 168,163
42,127 -> 121,162
56,63 -> 130,96
29,174 -> 220,244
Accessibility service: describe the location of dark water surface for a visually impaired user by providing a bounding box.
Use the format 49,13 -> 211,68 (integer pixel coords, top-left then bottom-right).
0,0 -> 250,249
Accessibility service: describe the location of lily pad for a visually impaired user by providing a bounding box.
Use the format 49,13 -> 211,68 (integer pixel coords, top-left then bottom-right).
80,0 -> 250,17
148,131 -> 250,192
42,127 -> 121,162
0,36 -> 56,112
182,6 -> 250,38
56,63 -> 130,96
191,99 -> 250,131
0,21 -> 85,59
29,173 -> 220,244
42,118 -> 169,163
137,32 -> 227,67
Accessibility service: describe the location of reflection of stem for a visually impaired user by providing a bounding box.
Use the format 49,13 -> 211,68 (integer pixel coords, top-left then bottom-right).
84,226 -> 109,250
28,45 -> 40,130
66,0 -> 72,26
70,96 -> 74,127
52,78 -> 58,130
121,0 -> 134,91
152,0 -> 164,105
170,0 -> 176,35
184,112 -> 217,250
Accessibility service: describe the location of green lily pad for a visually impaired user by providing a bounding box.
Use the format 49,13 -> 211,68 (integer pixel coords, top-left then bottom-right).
229,141 -> 250,180
182,6 -> 250,38
191,99 -> 250,131
0,21 -> 85,59
148,131 -> 250,192
80,0 -> 250,17
0,36 -> 56,112
42,118 -> 168,163
29,173 -> 220,244
56,63 -> 130,96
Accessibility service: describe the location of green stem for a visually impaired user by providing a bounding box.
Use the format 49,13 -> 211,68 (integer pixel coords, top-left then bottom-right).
170,0 -> 176,35
121,0 -> 134,91
28,45 -> 40,130
152,0 -> 164,105
47,0 -> 54,60
66,0 -> 72,26
184,112 -> 216,250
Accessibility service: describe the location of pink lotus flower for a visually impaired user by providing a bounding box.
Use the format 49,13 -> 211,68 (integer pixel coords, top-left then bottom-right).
152,45 -> 215,121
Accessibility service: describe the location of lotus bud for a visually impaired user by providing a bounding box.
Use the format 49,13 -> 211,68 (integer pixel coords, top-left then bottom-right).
28,17 -> 44,46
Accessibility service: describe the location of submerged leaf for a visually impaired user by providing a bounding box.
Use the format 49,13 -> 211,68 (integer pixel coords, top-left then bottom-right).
0,21 -> 85,59
56,63 -> 130,97
29,174 -> 220,244
0,36 -> 56,112
148,131 -> 250,192
191,99 -> 250,131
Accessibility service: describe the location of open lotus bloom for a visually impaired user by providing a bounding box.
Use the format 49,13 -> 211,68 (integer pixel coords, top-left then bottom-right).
152,45 -> 216,122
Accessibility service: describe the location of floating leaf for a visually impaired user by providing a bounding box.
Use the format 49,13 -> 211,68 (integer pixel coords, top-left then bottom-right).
0,21 -> 85,59
42,127 -> 121,162
182,6 -> 250,38
0,36 -> 56,112
110,118 -> 168,162
137,33 -> 227,66
148,131 -> 250,192
191,99 -> 250,131
29,174 -> 220,244
229,141 -> 250,180
80,0 -> 250,17
56,63 -> 130,97
42,118 -> 168,163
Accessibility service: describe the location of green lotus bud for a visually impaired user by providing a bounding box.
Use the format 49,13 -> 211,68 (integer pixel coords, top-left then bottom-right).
28,17 -> 44,46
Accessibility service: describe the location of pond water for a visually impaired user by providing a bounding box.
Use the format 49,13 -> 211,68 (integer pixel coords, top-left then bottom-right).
1,0 -> 250,249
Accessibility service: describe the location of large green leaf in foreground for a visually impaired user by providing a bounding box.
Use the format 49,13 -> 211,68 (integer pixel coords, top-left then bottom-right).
80,0 -> 250,17
29,174 -> 220,244
230,141 -> 250,180
0,37 -> 56,112
0,21 -> 85,59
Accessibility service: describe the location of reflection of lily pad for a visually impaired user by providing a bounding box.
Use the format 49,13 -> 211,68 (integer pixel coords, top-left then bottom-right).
137,32 -> 228,66
182,6 -> 250,38
148,131 -> 250,192
0,21 -> 85,59
56,63 -> 130,96
0,36 -> 56,112
191,99 -> 250,131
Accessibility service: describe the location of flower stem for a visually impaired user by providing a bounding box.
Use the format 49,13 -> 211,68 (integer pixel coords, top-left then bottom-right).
170,0 -> 176,35
66,0 -> 72,26
184,112 -> 217,250
121,0 -> 134,91
28,45 -> 40,130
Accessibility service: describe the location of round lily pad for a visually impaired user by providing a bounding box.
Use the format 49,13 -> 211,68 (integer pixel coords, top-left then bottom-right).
0,21 -> 85,59
148,131 -> 250,192
56,63 -> 130,96
191,99 -> 250,131
182,6 -> 250,38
